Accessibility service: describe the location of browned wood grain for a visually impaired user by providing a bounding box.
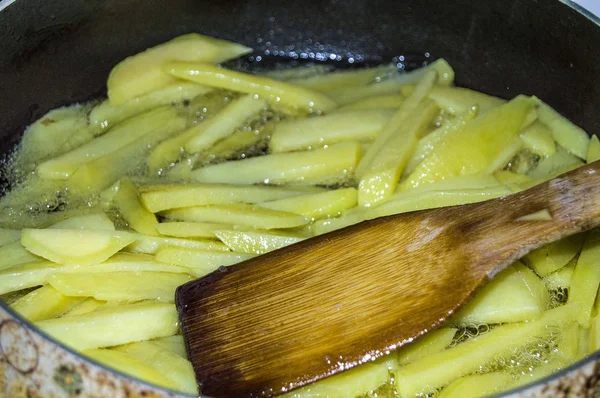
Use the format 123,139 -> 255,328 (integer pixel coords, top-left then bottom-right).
177,161 -> 600,397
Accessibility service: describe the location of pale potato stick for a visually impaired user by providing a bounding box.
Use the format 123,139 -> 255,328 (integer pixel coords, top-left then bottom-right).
397,328 -> 457,365
125,233 -> 230,255
310,207 -> 367,236
535,97 -> 589,159
569,231 -> 600,327
523,234 -> 584,277
0,242 -> 43,271
38,106 -> 183,180
0,261 -> 60,295
184,95 -> 267,153
11,285 -> 85,322
358,101 -> 438,207
140,184 -> 324,213
257,188 -> 358,220
112,341 -> 198,395
90,83 -> 211,131
520,122 -> 556,158
355,70 -> 437,179
438,372 -> 513,398
162,203 -> 308,230
214,230 -> 304,255
400,96 -> 536,190
21,229 -> 135,266
486,136 -> 523,173
163,62 -> 337,113
113,179 -> 159,236
289,65 -> 395,92
150,335 -> 187,358
205,126 -> 270,159
542,263 -> 575,291
155,246 -> 253,277
36,302 -> 179,350
428,86 -> 505,115
69,111 -> 188,191
527,147 -> 584,181
269,109 -> 394,153
49,213 -> 115,231
146,126 -> 199,173
394,174 -> 502,196
108,33 -> 251,105
0,229 -> 21,246
62,298 -> 107,317
47,272 -> 192,302
335,94 -> 405,112
82,349 -> 175,390
190,141 -> 362,185
260,64 -> 330,81
155,222 -> 229,238
587,135 -> 600,163
56,253 -> 191,275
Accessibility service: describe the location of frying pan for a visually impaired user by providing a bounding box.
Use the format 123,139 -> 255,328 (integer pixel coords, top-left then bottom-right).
0,0 -> 599,396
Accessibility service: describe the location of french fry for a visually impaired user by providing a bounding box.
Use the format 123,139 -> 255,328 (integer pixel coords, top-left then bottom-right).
428,86 -> 505,115
155,246 -> 253,277
57,253 -> 192,274
289,65 -> 395,92
21,229 -> 135,266
438,372 -> 513,398
0,260 -> 60,295
310,209 -> 367,236
520,122 -> 556,158
334,94 -> 405,112
11,285 -> 84,322
397,328 -> 457,365
401,96 -> 536,190
82,349 -> 175,390
155,222 -> 228,238
62,298 -> 107,317
151,335 -> 187,358
112,341 -> 198,395
257,188 -> 358,220
140,183 -> 324,213
214,230 -> 304,254
164,62 -> 338,113
587,135 -> 600,163
90,83 -> 211,131
125,233 -> 229,255
0,242 -> 41,271
47,272 -> 192,302
542,262 -> 575,291
523,233 -> 584,277
113,179 -> 158,236
358,101 -> 438,207
269,109 -> 394,153
536,97 -> 589,159
569,231 -> 600,327
108,33 -> 251,105
162,203 -> 308,229
190,141 -> 362,185
260,64 -> 330,81
184,95 -> 267,153
527,147 -> 584,182
36,302 -> 179,350
38,107 -> 184,180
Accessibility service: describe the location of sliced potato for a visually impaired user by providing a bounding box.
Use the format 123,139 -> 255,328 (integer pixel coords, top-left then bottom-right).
164,62 -> 337,113
289,65 -> 394,92
36,302 -> 179,350
397,328 -> 457,365
125,233 -> 229,255
536,97 -> 589,159
151,335 -> 187,358
587,135 -> 600,163
569,231 -> 600,327
438,372 -> 513,398
113,179 -> 158,236
21,229 -> 135,266
0,228 -> 21,246
520,122 -> 556,157
269,109 -> 393,153
401,95 -> 535,189
155,222 -> 228,238
214,230 -> 304,254
108,33 -> 251,105
523,233 -> 584,277
527,147 -> 584,182
190,141 -> 362,185
335,94 -> 405,112
50,213 -> 115,231
257,188 -> 358,220
11,285 -> 84,322
0,242 -> 42,271
428,86 -> 505,115
0,260 -> 59,295
38,107 -> 183,180
47,271 -> 192,302
58,253 -> 191,274
63,298 -> 107,317
542,262 -> 575,291
163,203 -> 308,229
155,246 -> 253,277
311,209 -> 367,236
184,95 -> 267,153
139,183 -> 323,213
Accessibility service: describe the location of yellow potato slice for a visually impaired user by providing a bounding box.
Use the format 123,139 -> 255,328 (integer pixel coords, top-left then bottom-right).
520,122 -> 556,157
164,62 -> 337,113
125,233 -> 229,255
257,188 -> 358,220
428,86 -> 505,115
163,203 -> 308,230
62,298 -> 107,317
527,147 -> 584,182
523,233 -> 584,277
536,97 -> 589,159
569,231 -> 600,327
114,179 -> 158,236
38,106 -> 182,180
395,304 -> 575,397
269,109 -> 394,153
0,241 -> 42,271
140,183 -> 323,213
155,222 -> 228,238
451,262 -> 549,325
57,253 -> 191,274
108,33 -> 251,105
91,83 -> 210,131
11,285 -> 84,322
438,372 -> 513,398
49,213 -> 115,231
83,348 -> 175,390
151,335 -> 187,358
335,94 -> 405,112
397,328 -> 457,365
113,341 -> 198,395
214,230 -> 304,254
155,246 -> 254,277
36,301 -> 179,350
184,95 -> 267,153
290,65 -> 394,92
47,271 -> 192,302
587,135 -> 600,163
190,141 -> 362,185
401,95 -> 535,190
542,262 -> 575,291
0,260 -> 59,295
21,229 -> 135,266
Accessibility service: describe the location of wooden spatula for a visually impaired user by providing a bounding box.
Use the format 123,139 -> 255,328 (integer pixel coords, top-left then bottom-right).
176,161 -> 600,397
